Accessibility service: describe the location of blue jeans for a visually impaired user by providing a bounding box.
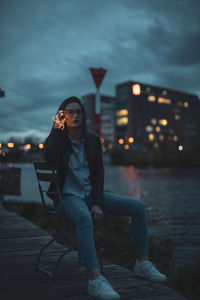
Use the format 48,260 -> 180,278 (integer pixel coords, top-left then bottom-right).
54,192 -> 148,270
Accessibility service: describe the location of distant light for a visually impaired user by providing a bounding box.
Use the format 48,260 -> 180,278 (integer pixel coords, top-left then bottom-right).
146,87 -> 151,92
151,118 -> 157,125
159,134 -> 164,141
119,138 -> 124,145
158,97 -> 171,104
116,109 -> 128,117
148,95 -> 156,102
174,114 -> 180,120
116,117 -> 128,125
184,102 -> 189,108
26,144 -> 31,150
178,145 -> 183,151
8,143 -> 14,148
132,84 -> 141,95
173,135 -> 178,142
0,143 -> 2,149
148,133 -> 154,141
124,144 -> 129,150
159,119 -> 168,126
128,137 -> 134,143
155,126 -> 160,132
162,90 -> 168,95
39,144 -> 44,149
145,125 -> 153,132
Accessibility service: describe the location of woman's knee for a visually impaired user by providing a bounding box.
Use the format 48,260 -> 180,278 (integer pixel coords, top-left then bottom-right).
77,211 -> 93,228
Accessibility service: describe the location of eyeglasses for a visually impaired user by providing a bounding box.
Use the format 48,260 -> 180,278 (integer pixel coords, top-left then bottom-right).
62,109 -> 83,117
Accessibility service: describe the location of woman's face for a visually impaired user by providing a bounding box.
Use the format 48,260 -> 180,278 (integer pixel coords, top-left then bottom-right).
63,102 -> 83,128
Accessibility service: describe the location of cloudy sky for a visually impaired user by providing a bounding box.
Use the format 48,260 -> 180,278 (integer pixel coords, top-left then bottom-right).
0,0 -> 200,142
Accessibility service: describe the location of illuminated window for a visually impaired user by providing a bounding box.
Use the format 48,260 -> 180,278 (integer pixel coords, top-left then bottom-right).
184,102 -> 189,108
174,114 -> 180,120
116,117 -> 128,125
116,109 -> 128,117
151,118 -> 157,125
148,133 -> 154,141
39,144 -> 44,149
146,87 -> 151,92
162,90 -> 168,95
128,137 -> 134,143
124,144 -> 129,150
0,143 -> 2,149
159,134 -> 164,141
119,138 -> 124,144
148,95 -> 156,102
158,97 -> 171,104
159,119 -> 168,126
166,98 -> 172,104
145,125 -> 153,132
132,84 -> 141,95
155,126 -> 160,132
8,143 -> 14,148
101,137 -> 104,144
173,135 -> 178,142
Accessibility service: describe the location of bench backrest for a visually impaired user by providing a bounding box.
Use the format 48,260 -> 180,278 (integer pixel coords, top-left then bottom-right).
33,161 -> 61,210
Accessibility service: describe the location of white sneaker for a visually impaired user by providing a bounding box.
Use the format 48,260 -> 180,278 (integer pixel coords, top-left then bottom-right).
134,259 -> 167,282
88,275 -> 120,299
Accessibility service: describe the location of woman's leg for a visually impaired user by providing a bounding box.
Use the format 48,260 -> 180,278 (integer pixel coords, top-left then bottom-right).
55,194 -> 100,273
102,192 -> 149,260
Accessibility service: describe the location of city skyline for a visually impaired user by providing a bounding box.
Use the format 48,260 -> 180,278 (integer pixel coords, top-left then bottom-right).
1,0 -> 200,141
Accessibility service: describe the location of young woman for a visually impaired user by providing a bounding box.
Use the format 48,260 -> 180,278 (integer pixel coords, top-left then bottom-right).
44,96 -> 167,300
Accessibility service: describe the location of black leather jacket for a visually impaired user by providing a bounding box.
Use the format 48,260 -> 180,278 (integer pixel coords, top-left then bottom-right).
44,128 -> 105,208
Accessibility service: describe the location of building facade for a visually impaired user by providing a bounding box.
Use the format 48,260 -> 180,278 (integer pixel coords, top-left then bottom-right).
115,81 -> 200,151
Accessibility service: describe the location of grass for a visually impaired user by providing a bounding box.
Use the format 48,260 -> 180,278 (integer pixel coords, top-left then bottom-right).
3,200 -> 200,300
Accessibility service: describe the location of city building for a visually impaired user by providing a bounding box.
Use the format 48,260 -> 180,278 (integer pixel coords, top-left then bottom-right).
82,94 -> 115,150
115,81 -> 200,150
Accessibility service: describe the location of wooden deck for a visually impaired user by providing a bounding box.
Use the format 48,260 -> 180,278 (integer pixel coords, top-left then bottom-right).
0,201 -> 187,300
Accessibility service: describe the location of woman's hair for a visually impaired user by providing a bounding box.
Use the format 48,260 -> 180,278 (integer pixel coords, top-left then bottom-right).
44,96 -> 87,146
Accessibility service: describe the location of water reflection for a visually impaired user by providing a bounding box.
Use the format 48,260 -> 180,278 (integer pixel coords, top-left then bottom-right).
104,164 -> 200,227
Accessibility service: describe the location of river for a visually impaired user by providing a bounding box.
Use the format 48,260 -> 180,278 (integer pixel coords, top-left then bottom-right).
1,154 -> 200,225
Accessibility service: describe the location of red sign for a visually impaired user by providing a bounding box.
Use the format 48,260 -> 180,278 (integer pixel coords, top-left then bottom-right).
89,68 -> 107,89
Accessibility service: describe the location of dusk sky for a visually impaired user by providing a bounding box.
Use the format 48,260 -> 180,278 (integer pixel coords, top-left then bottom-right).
0,0 -> 200,142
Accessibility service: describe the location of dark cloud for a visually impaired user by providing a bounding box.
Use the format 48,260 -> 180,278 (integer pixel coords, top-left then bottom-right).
0,0 -> 199,141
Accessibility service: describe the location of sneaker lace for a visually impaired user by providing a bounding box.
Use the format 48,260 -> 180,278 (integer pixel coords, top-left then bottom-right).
143,261 -> 157,272
97,276 -> 113,292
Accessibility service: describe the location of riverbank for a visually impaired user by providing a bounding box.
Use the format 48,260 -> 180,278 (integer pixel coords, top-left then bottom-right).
110,147 -> 200,167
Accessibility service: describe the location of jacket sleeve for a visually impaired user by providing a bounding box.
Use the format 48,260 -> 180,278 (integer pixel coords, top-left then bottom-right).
93,135 -> 105,208
44,128 -> 64,166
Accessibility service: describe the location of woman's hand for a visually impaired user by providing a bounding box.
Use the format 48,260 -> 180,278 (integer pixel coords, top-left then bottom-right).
90,204 -> 104,220
53,110 -> 66,130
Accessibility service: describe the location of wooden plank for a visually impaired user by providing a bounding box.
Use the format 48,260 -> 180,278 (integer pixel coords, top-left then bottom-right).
0,202 -> 187,300
36,172 -> 55,182
34,161 -> 56,170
